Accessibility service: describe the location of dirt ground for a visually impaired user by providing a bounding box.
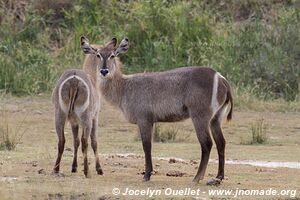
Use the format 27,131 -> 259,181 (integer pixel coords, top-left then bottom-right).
0,95 -> 299,200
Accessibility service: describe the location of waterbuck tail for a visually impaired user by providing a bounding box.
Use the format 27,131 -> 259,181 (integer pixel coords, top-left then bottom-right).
58,72 -> 83,115
224,79 -> 233,121
68,75 -> 79,115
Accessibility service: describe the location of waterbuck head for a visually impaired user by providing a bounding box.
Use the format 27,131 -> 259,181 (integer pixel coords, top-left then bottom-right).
80,36 -> 129,79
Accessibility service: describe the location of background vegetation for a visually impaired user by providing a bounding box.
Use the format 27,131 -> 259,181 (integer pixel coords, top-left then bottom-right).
0,0 -> 299,101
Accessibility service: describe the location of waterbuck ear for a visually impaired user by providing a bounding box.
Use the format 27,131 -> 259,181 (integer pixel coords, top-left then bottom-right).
115,38 -> 129,56
80,36 -> 97,54
105,37 -> 117,49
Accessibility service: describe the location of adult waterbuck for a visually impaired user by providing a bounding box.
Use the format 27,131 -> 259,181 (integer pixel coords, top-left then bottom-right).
80,36 -> 233,184
52,67 -> 103,178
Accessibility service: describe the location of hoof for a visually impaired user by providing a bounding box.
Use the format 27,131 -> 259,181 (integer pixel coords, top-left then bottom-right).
71,168 -> 77,173
85,172 -> 91,178
143,174 -> 151,182
192,175 -> 203,184
52,167 -> 59,174
84,170 -> 91,178
206,178 -> 222,186
143,177 -> 150,182
192,178 -> 199,184
97,169 -> 104,175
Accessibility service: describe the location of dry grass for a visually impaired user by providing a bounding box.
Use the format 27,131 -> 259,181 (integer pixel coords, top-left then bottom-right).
240,117 -> 269,145
153,124 -> 187,143
135,123 -> 191,143
0,103 -> 26,150
0,95 -> 299,199
233,87 -> 300,112
250,118 -> 268,144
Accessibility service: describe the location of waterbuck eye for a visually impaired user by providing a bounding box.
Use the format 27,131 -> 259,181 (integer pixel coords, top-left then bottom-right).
110,55 -> 115,59
96,54 -> 100,58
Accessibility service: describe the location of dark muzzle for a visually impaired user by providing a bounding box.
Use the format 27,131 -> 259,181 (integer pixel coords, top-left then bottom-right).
100,69 -> 109,76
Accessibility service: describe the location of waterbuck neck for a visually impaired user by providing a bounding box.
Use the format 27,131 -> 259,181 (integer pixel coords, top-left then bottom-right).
99,74 -> 125,107
82,54 -> 100,87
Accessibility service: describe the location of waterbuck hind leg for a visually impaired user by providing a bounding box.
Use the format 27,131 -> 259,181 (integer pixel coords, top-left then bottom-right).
210,116 -> 226,180
191,115 -> 212,183
71,124 -> 79,173
81,125 -> 92,178
91,118 -> 103,175
138,121 -> 154,181
53,110 -> 66,173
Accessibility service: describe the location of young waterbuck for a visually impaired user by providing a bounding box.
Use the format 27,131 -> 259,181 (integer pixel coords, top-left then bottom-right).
80,36 -> 233,184
52,67 -> 103,178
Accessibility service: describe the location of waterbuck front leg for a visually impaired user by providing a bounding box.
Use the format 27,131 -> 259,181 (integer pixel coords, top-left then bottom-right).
138,120 -> 154,181
81,125 -> 92,178
71,124 -> 79,173
191,113 -> 213,183
90,117 -> 103,175
53,109 -> 66,173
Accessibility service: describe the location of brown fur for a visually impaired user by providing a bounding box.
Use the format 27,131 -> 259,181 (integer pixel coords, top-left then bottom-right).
81,37 -> 233,183
52,68 -> 103,178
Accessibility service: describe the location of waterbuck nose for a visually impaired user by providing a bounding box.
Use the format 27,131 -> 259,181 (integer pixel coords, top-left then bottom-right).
100,69 -> 109,76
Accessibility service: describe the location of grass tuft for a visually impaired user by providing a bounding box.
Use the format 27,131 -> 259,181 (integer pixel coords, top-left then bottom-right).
241,117 -> 268,145
134,123 -> 191,143
0,105 -> 26,151
251,118 -> 268,144
153,124 -> 179,143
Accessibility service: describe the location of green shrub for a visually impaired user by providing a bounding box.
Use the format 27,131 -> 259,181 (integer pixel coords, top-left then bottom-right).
212,7 -> 300,101
0,0 -> 299,101
0,40 -> 54,95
